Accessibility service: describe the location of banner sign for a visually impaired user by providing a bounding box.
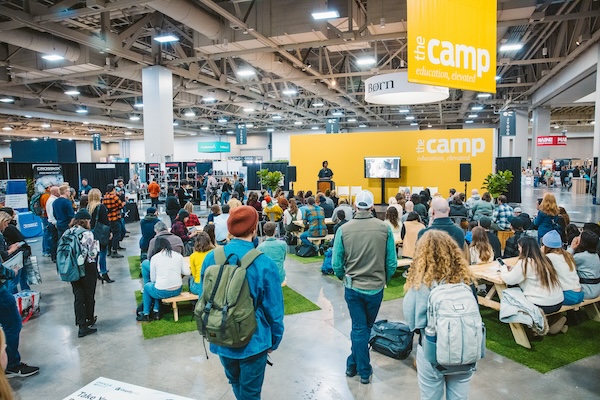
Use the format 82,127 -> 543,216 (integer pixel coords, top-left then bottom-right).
537,136 -> 567,146
236,124 -> 247,145
198,141 -> 230,153
32,164 -> 64,193
499,111 -> 516,136
326,118 -> 340,134
62,377 -> 195,400
92,133 -> 101,151
407,0 -> 497,93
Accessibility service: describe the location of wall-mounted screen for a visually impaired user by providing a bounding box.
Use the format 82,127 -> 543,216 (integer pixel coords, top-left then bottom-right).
364,157 -> 401,178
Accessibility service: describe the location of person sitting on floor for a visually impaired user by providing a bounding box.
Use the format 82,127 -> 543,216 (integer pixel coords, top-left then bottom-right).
257,222 -> 288,287
183,202 -> 201,227
136,237 -> 190,322
469,226 -> 494,265
189,232 -> 214,295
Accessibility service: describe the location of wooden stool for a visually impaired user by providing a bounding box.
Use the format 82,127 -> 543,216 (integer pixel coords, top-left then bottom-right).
497,230 -> 514,251
162,292 -> 199,322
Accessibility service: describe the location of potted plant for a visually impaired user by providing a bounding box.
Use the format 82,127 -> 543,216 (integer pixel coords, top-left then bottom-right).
257,169 -> 284,193
482,170 -> 514,200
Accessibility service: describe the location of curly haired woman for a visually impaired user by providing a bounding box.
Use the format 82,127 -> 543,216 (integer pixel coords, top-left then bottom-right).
403,230 -> 477,400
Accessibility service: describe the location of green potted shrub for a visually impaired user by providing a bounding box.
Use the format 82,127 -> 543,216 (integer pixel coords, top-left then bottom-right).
257,169 -> 284,193
482,170 -> 514,200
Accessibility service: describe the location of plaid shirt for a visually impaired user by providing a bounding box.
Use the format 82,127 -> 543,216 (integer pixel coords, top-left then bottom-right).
304,205 -> 327,237
102,192 -> 125,222
493,203 -> 514,231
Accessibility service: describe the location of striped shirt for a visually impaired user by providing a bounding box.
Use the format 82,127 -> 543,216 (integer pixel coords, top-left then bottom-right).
102,192 -> 124,222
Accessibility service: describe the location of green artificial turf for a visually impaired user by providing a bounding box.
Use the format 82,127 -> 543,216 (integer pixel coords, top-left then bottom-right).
135,286 -> 320,340
326,270 -> 406,301
288,253 -> 325,264
128,256 -> 141,280
481,308 -> 600,373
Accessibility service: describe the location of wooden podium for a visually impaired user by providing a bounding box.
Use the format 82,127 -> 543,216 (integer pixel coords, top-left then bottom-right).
317,180 -> 335,193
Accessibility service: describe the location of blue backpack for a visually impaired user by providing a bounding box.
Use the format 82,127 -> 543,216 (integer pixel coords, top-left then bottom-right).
56,227 -> 86,282
321,248 -> 333,274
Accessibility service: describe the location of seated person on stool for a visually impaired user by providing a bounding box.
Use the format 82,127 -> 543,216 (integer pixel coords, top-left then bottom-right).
300,196 -> 327,251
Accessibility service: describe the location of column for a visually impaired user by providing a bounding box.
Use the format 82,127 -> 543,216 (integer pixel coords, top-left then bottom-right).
594,57 -> 600,199
532,107 -> 551,169
142,66 -> 174,162
514,109 -> 528,167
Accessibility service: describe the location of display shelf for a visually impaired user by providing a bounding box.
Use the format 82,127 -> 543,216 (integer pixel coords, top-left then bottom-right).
165,162 -> 182,188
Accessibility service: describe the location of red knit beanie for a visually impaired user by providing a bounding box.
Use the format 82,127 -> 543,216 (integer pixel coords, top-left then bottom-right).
227,206 -> 259,237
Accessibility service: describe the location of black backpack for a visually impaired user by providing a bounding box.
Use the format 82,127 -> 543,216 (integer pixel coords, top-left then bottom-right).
295,243 -> 317,257
369,320 -> 414,360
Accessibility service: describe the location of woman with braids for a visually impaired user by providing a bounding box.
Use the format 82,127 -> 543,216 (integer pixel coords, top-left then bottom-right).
403,230 -> 477,399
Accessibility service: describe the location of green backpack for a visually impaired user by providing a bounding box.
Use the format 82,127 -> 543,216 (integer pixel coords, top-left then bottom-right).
195,247 -> 261,348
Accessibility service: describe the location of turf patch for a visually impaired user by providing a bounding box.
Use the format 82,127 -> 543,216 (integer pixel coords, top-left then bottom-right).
128,256 -> 141,280
135,286 -> 320,339
288,253 -> 325,264
482,308 -> 600,373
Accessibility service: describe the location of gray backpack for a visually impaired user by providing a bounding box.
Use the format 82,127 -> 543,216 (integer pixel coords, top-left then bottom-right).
423,283 -> 485,372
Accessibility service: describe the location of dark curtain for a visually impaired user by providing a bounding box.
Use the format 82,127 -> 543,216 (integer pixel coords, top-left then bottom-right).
244,162 -> 289,192
7,163 -> 33,180
197,162 -> 212,175
7,162 -> 77,186
0,163 -> 7,180
79,163 -> 130,192
60,164 -> 79,189
244,163 -> 261,190
496,157 -> 521,204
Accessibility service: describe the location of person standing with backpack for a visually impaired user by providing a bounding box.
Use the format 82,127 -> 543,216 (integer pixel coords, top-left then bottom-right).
331,190 -> 397,385
403,230 -> 480,399
65,209 -> 100,338
199,206 -> 284,400
53,185 -> 75,240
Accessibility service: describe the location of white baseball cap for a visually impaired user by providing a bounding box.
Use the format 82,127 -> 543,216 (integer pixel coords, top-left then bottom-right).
355,190 -> 374,209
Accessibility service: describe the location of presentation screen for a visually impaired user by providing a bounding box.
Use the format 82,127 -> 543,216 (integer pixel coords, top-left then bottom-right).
364,157 -> 401,179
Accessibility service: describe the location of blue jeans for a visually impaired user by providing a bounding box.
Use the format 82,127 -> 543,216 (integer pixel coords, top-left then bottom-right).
416,344 -> 473,400
142,283 -> 181,315
41,217 -> 51,254
10,266 -> 31,294
120,218 -> 126,241
0,288 -> 22,369
344,287 -> 383,379
300,231 -> 315,247
221,191 -> 230,205
220,350 -> 268,400
141,260 -> 151,284
98,247 -> 108,274
563,290 -> 584,306
189,277 -> 202,295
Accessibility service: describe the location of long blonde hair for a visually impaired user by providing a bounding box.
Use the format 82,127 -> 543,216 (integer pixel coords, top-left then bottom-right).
539,193 -> 559,216
0,327 -> 14,400
87,188 -> 102,216
405,230 -> 474,289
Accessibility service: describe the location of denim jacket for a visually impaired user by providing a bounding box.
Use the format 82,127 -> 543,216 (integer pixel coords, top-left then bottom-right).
201,239 -> 285,359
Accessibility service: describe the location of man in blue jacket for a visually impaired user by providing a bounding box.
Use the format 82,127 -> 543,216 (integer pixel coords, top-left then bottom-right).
201,206 -> 284,399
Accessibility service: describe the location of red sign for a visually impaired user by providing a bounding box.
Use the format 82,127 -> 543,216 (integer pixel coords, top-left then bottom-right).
537,136 -> 567,146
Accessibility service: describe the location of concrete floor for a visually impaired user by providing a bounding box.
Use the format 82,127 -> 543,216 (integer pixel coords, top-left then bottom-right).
9,184 -> 600,400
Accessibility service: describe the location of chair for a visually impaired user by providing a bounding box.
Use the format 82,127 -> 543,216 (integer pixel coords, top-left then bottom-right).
350,186 -> 362,204
337,186 -> 350,201
412,186 -> 424,195
398,186 -> 410,196
428,187 -> 439,195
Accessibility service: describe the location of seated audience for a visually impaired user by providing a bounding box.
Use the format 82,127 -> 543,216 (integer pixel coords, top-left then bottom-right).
283,198 -> 303,234
137,237 -> 190,322
183,202 -> 200,227
207,204 -> 221,224
246,192 -> 262,213
449,193 -> 468,219
300,197 -> 327,251
492,195 -> 513,231
471,192 -> 494,221
188,232 -> 214,295
318,195 -> 334,218
387,197 -> 403,216
503,217 -> 526,258
227,192 -> 243,210
533,193 -> 560,242
257,222 -> 288,287
332,198 -> 353,223
469,226 -> 494,264
565,224 -> 580,246
569,230 -> 600,299
478,217 -> 502,259
400,212 -> 425,259
139,207 -> 159,262
203,223 -> 216,247
384,207 -> 402,236
171,209 -> 199,243
542,230 -> 583,306
264,196 -> 283,222
214,204 -> 231,245
401,201 -> 414,223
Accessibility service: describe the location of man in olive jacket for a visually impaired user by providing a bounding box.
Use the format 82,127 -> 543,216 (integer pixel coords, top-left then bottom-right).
332,190 -> 397,384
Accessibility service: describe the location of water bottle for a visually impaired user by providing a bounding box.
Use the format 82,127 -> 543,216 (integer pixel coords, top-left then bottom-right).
423,326 -> 437,364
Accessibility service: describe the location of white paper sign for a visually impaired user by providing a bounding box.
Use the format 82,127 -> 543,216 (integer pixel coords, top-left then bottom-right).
4,194 -> 28,210
62,377 -> 195,400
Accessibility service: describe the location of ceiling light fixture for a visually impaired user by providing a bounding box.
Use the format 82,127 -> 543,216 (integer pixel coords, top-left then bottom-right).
124,131 -> 132,135
347,118 -> 357,123
267,128 -> 275,132
294,121 -> 302,125
237,69 -> 255,77
184,110 -> 196,117
468,114 -> 478,118
311,126 -> 319,130
129,114 -> 141,121
427,123 -> 432,128
218,117 -> 228,123
3,139 -> 10,142
380,18 -> 386,29
31,137 -> 39,141
495,76 -> 501,80
173,122 -> 179,126
41,123 -> 51,128
42,54 -> 64,61
499,43 -> 523,52
471,106 -> 483,111
399,109 -> 410,113
553,124 -> 560,129
356,57 -> 377,66
332,110 -> 343,116
75,106 -> 88,114
311,10 -> 340,20
405,116 -> 415,120
591,121 -> 596,125
134,101 -> 144,108
64,89 -> 80,96
2,126 -> 12,131
203,92 -> 216,102
226,130 -> 234,134
0,97 -> 14,103
24,115 -> 32,118
246,123 -> 254,128
358,124 -> 367,128
312,102 -> 324,107
154,34 -> 179,43
282,89 -> 297,96
465,120 -> 474,124
272,115 -> 282,119
477,93 -> 492,99
200,126 -> 209,131
82,121 -> 89,125
410,122 -> 418,126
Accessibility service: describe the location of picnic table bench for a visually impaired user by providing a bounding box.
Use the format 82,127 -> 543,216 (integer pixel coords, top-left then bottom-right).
162,292 -> 198,322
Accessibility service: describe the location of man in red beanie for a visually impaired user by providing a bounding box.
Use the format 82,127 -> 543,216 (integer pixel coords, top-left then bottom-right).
200,206 -> 284,399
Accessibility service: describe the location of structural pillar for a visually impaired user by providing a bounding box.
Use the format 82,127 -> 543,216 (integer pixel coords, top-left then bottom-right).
514,109 -> 529,167
593,56 -> 600,200
531,107 -> 551,169
142,66 -> 174,162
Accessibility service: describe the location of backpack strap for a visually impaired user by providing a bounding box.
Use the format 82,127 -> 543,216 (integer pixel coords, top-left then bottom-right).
239,249 -> 262,270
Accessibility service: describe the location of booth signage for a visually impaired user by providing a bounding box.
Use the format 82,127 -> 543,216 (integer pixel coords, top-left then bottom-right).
236,124 -> 247,145
499,112 -> 516,136
537,136 -> 567,146
32,164 -> 64,193
326,118 -> 339,134
92,133 -> 101,151
198,141 -> 230,153
407,0 -> 497,93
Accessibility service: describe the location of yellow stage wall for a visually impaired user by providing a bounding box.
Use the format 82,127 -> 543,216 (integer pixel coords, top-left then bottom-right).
290,129 -> 495,203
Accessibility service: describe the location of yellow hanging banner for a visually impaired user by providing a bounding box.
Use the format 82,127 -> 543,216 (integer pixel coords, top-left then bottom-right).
407,0 -> 497,93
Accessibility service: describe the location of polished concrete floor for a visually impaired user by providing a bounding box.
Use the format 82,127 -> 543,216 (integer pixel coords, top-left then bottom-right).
9,185 -> 600,400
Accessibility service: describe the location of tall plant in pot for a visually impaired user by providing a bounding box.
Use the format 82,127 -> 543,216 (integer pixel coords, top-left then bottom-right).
257,169 -> 284,194
482,170 -> 514,200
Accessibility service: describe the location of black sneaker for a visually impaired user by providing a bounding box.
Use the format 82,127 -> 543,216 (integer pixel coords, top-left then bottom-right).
118,246 -> 126,250
110,253 -> 124,259
78,327 -> 97,338
360,375 -> 372,384
6,363 -> 40,378
345,368 -> 357,378
136,313 -> 149,322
